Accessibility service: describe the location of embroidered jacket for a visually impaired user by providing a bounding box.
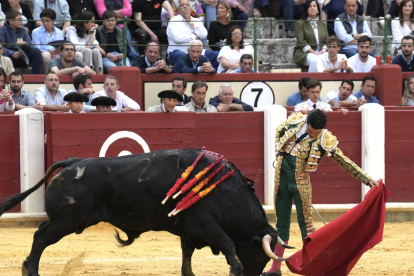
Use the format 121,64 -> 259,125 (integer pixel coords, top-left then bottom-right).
273,112 -> 372,233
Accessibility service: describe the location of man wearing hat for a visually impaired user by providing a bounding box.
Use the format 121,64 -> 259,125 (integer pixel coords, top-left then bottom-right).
91,96 -> 117,112
63,92 -> 90,113
147,90 -> 188,113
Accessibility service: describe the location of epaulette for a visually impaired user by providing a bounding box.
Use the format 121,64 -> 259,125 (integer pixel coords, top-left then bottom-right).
287,112 -> 307,125
320,129 -> 339,153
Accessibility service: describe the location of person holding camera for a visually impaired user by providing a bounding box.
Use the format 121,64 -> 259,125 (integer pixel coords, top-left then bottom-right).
65,11 -> 103,74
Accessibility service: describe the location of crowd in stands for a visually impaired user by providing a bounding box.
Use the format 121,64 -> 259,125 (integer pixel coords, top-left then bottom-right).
0,0 -> 413,112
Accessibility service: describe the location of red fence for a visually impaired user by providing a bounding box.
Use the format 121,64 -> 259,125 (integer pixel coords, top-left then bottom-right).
0,113 -> 20,212
385,110 -> 414,202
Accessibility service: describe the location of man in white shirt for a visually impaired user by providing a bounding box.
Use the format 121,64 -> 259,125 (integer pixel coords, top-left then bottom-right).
294,79 -> 332,114
333,0 -> 373,58
34,72 -> 69,111
309,36 -> 354,73
347,36 -> 376,72
166,0 -> 218,70
325,79 -> 361,107
94,76 -> 140,111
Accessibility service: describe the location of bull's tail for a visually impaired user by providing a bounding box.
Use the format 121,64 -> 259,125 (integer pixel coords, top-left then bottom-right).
114,229 -> 141,247
0,157 -> 84,217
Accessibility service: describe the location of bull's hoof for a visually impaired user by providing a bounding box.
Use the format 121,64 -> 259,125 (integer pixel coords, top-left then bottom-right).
261,271 -> 282,276
21,257 -> 29,276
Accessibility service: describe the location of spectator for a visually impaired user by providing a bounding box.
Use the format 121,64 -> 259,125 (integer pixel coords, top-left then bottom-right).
353,76 -> 380,104
294,78 -> 332,113
334,0 -> 372,58
34,72 -> 69,112
207,2 -> 236,51
172,76 -> 191,105
94,76 -> 141,111
95,0 -> 138,60
201,0 -> 219,30
286,77 -> 311,106
378,0 -> 402,29
402,74 -> 414,105
66,11 -> 104,74
132,41 -> 173,73
209,83 -> 253,111
2,0 -> 34,34
325,79 -> 361,107
131,0 -> 174,54
0,68 -> 14,111
91,96 -> 117,112
392,36 -> 414,72
0,4 -> 5,27
10,71 -> 42,111
347,35 -> 376,72
49,41 -> 96,78
167,0 -> 218,69
67,74 -> 95,111
221,0 -> 249,31
293,0 -> 328,67
273,0 -> 305,38
0,10 -> 43,74
184,80 -> 217,112
321,0 -> 365,36
63,92 -> 90,113
32,9 -> 64,74
97,10 -> 134,73
147,90 -> 189,112
309,36 -> 353,72
66,0 -> 99,22
33,0 -> 71,36
178,40 -> 216,73
229,53 -> 254,73
321,0 -> 364,36
253,0 -> 269,18
391,0 -> 414,57
0,41 -> 14,74
217,25 -> 254,73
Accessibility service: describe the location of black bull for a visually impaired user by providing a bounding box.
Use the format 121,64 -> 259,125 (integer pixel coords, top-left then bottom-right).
0,148 -> 293,276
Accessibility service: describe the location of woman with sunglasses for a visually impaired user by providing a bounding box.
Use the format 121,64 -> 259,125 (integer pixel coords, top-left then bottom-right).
217,25 -> 253,73
65,11 -> 104,74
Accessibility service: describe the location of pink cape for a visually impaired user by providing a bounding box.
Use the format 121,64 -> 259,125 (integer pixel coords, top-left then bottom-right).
286,180 -> 390,276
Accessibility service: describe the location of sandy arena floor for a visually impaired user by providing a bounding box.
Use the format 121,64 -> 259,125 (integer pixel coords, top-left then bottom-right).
0,221 -> 413,276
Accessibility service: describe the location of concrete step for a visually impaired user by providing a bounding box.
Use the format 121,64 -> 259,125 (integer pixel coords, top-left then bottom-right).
244,17 -> 391,40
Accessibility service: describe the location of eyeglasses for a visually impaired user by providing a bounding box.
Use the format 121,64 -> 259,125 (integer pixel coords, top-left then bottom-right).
231,32 -> 242,36
63,48 -> 75,52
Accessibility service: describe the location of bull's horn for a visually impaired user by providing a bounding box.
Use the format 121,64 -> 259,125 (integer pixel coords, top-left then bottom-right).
277,236 -> 295,249
262,235 -> 289,262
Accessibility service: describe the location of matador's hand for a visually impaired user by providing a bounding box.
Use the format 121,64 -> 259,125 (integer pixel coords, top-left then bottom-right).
368,180 -> 379,188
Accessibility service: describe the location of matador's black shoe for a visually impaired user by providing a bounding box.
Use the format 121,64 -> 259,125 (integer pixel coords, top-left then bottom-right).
261,271 -> 282,276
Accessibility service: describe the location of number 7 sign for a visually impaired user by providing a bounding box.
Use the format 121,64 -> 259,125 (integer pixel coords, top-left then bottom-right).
240,82 -> 275,111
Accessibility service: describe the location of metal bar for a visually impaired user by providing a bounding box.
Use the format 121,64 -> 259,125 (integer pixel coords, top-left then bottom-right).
383,16 -> 388,61
253,17 -> 257,73
312,204 -> 327,225
123,16 -> 128,66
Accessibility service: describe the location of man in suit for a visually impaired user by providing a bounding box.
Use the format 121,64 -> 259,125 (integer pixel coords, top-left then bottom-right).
132,42 -> 172,74
176,40 -> 216,74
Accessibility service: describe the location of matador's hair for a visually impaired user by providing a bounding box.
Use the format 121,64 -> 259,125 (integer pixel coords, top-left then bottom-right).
307,109 -> 327,130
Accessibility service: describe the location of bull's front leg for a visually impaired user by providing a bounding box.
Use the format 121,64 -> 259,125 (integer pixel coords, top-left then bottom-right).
180,237 -> 196,276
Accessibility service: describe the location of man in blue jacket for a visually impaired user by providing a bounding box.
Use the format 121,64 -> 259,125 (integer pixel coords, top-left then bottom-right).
0,10 -> 42,74
176,40 -> 216,74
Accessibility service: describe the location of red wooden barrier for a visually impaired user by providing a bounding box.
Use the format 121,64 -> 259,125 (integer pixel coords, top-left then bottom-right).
0,113 -> 20,212
385,110 -> 414,202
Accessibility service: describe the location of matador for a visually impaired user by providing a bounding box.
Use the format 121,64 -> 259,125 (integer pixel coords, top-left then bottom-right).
262,109 -> 379,276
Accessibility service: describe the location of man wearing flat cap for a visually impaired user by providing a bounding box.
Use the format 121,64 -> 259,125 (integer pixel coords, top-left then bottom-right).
63,92 -> 90,113
147,90 -> 188,113
91,96 -> 117,112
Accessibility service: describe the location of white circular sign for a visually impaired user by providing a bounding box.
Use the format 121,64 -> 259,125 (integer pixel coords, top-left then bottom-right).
99,131 -> 150,157
240,81 -> 274,111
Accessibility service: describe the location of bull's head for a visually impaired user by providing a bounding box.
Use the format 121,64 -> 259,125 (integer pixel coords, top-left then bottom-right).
234,227 -> 295,276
